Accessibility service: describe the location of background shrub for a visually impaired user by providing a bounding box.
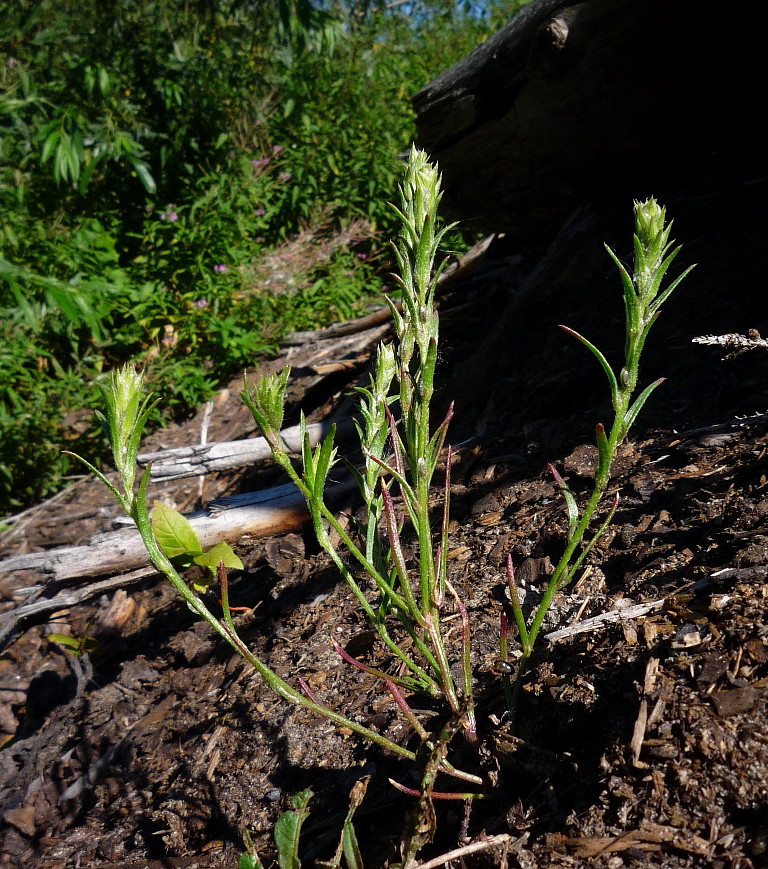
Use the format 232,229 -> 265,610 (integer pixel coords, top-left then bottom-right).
0,0 -> 530,513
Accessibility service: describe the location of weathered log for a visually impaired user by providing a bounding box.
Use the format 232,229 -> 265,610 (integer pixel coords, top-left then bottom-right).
414,0 -> 768,242
0,480 -> 351,584
0,569 -> 156,652
138,419 -> 341,483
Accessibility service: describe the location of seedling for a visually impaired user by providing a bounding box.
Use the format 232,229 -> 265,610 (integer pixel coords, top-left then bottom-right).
151,501 -> 243,593
238,780 -> 368,869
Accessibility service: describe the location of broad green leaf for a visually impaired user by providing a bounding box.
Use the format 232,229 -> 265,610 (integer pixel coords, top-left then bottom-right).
151,502 -> 202,559
238,830 -> 263,869
41,129 -> 60,164
193,541 -> 244,572
275,789 -> 313,869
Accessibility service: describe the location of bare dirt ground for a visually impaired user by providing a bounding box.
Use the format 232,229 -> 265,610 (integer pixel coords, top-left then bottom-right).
1,184 -> 767,868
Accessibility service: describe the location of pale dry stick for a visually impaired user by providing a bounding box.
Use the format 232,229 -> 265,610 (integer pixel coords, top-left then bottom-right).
693,331 -> 768,358
138,419 -> 353,482
412,833 -> 515,869
630,657 -> 660,767
196,399 -> 214,504
544,598 -> 667,643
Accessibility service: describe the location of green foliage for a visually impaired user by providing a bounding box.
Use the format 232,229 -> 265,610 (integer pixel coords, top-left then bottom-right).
47,627 -> 100,657
0,0 -> 527,514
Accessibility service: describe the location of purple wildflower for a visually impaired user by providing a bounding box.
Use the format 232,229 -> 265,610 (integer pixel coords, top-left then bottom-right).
251,157 -> 270,170
277,172 -> 292,183
254,208 -> 266,217
160,203 -> 178,222
213,264 -> 228,274
357,253 -> 368,261
272,145 -> 284,155
193,298 -> 208,309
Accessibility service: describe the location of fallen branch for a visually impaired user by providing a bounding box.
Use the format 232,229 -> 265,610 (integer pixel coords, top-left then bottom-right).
0,567 -> 156,652
544,598 -> 667,643
137,419 -> 347,483
0,479 -> 356,650
692,330 -> 768,359
0,479 -> 355,584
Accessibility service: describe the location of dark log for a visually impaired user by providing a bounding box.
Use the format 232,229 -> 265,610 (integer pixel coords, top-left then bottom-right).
414,0 -> 768,243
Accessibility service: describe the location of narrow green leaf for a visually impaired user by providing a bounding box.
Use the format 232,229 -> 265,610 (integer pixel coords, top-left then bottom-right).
622,377 -> 665,436
62,450 -> 131,514
648,262 -> 695,315
47,634 -> 84,652
563,493 -> 620,589
549,463 -> 578,539
506,555 -> 530,650
341,817 -> 364,869
605,244 -> 640,335
151,502 -> 203,559
312,425 -> 337,499
594,422 -> 612,480
560,325 -> 619,403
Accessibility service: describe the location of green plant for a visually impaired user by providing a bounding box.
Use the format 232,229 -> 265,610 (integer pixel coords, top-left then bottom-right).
501,198 -> 694,719
66,360 -> 477,769
244,146 -> 479,864
47,620 -> 100,657
238,780 -> 368,869
68,148 -> 481,868
245,147 -> 471,711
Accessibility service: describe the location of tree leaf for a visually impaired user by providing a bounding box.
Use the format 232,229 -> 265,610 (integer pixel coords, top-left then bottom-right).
128,156 -> 157,193
151,501 -> 202,559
